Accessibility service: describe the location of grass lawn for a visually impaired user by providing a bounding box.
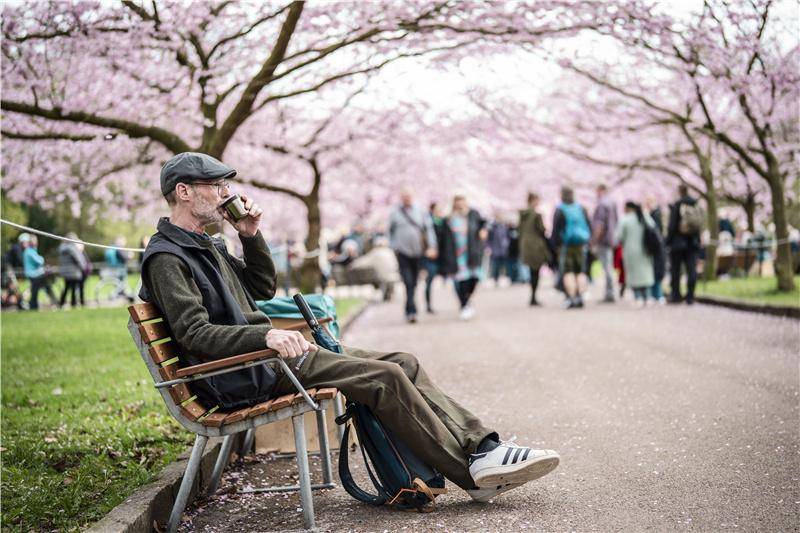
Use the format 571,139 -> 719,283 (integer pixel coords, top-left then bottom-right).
1,297 -> 363,532
695,276 -> 800,307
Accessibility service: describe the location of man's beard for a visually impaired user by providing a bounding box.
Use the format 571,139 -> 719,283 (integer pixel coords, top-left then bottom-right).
191,197 -> 223,226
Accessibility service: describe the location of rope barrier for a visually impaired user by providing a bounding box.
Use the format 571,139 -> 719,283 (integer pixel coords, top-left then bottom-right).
1,219 -> 145,252
0,218 -> 321,258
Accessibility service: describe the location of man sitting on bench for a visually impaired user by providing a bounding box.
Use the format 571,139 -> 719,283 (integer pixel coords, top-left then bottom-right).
139,152 -> 560,502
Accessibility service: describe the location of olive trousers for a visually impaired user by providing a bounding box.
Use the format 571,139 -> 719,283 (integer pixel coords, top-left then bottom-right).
270,345 -> 496,490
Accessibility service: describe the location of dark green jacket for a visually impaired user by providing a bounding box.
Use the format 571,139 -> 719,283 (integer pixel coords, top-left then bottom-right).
141,218 -> 278,409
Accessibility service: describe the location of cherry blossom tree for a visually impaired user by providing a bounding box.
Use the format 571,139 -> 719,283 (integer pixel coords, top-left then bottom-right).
603,0 -> 799,289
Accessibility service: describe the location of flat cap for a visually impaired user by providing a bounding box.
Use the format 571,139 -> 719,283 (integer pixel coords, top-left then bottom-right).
160,152 -> 237,196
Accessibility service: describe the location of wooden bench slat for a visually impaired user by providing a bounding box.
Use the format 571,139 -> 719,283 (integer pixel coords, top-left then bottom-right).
268,393 -> 294,412
174,348 -> 276,379
148,342 -> 179,364
200,412 -> 226,427
128,303 -> 162,323
222,409 -> 249,424
292,389 -> 316,405
247,399 -> 274,418
167,383 -> 194,405
315,387 -> 338,400
138,322 -> 171,344
158,364 -> 178,381
180,402 -> 207,421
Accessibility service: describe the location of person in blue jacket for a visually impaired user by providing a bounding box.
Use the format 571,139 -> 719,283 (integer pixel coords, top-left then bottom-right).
21,234 -> 59,310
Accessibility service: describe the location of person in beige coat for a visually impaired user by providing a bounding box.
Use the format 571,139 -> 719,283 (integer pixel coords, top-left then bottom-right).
519,193 -> 552,306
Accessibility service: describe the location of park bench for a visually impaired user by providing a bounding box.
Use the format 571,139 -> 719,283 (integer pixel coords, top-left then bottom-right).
127,302 -> 340,532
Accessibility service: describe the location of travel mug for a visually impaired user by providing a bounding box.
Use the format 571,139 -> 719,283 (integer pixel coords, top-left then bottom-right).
220,194 -> 248,221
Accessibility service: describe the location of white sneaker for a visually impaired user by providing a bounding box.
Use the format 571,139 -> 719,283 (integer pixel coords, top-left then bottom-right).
469,440 -> 560,487
459,306 -> 475,321
467,482 -> 524,503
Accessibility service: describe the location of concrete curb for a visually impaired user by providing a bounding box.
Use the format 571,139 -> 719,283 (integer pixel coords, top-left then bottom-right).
86,438 -> 224,533
696,295 -> 800,319
87,298 -> 372,533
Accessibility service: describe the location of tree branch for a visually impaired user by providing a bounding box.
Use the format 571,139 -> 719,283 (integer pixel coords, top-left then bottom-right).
240,178 -> 307,201
208,1 -> 304,157
1,130 -> 97,142
0,100 -> 192,154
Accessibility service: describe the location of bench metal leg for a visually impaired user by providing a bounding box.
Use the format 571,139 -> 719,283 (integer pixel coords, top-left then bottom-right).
168,434 -> 208,533
316,409 -> 333,485
239,428 -> 256,457
207,434 -> 235,496
292,414 -> 315,530
334,393 -> 345,442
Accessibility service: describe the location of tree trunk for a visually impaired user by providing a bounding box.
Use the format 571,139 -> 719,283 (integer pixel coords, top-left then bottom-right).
744,196 -> 756,234
699,159 -> 719,282
766,167 -> 795,291
299,196 -> 321,294
703,188 -> 719,282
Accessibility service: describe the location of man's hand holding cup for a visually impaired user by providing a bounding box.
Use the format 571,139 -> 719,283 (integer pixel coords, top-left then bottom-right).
220,193 -> 262,237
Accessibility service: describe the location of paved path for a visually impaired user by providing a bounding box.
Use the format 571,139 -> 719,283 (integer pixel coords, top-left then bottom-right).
183,280 -> 799,532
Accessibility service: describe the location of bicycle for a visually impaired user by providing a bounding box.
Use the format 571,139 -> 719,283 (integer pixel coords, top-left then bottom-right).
94,268 -> 137,306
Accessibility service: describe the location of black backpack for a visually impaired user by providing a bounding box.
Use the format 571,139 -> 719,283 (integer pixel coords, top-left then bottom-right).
293,295 -> 447,510
335,403 -> 446,509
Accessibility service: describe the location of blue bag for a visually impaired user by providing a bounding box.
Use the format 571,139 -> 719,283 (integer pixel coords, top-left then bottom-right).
256,294 -> 340,339
559,203 -> 591,245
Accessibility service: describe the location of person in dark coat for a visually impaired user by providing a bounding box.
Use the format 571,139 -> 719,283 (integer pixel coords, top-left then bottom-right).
645,196 -> 667,304
58,233 -> 88,307
518,192 -> 551,306
666,185 -> 702,304
423,202 -> 446,313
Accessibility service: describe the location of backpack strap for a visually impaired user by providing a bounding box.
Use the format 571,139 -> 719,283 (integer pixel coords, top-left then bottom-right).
337,409 -> 389,506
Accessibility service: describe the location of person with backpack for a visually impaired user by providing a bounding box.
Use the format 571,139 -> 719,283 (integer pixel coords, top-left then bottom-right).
552,185 -> 592,309
666,185 -> 703,304
139,153 -> 560,508
615,202 -> 657,307
388,188 -> 438,323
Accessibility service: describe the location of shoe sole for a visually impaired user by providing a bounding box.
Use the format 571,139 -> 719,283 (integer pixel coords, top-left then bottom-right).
470,482 -> 525,503
472,454 -> 560,487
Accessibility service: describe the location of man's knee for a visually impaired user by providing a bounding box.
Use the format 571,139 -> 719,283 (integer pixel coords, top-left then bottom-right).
393,351 -> 420,376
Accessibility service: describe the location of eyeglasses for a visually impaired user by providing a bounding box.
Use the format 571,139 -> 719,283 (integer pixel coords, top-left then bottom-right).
188,180 -> 230,196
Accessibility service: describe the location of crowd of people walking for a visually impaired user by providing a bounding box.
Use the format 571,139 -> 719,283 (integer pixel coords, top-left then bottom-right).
382,182 -> 708,323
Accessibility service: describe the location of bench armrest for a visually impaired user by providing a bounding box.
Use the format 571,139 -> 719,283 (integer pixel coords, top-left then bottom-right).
174,314 -> 333,379
160,350 -> 322,411
175,348 -> 278,378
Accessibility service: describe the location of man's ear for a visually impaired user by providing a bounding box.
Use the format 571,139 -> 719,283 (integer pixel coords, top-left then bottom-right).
175,183 -> 192,202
